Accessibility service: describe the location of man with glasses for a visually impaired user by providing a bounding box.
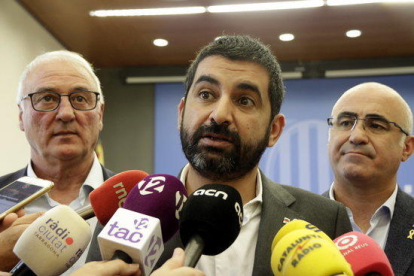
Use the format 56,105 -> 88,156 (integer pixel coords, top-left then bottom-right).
324,82 -> 414,276
0,50 -> 113,272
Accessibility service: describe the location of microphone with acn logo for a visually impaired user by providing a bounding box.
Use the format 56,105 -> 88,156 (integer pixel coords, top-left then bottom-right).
334,232 -> 394,276
271,229 -> 354,276
11,205 -> 92,276
77,170 -> 149,223
98,174 -> 187,276
179,183 -> 244,268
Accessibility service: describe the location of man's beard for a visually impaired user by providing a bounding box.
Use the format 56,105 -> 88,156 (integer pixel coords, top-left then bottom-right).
180,122 -> 270,182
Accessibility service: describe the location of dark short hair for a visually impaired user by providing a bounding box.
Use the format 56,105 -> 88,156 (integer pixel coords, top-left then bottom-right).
184,35 -> 285,119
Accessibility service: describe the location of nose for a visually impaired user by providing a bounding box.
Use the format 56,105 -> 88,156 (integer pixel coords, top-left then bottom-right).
209,96 -> 233,126
349,119 -> 369,145
55,96 -> 75,122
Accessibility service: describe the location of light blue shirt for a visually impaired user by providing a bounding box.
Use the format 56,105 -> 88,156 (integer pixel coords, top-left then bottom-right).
329,183 -> 397,249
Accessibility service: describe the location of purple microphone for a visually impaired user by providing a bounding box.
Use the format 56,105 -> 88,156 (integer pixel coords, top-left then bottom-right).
123,174 -> 188,242
98,174 -> 188,276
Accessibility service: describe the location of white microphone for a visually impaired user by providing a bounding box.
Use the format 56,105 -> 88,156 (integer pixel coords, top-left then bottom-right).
12,205 -> 92,276
98,208 -> 164,276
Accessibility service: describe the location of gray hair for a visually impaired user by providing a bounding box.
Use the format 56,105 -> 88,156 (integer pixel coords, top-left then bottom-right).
16,50 -> 103,104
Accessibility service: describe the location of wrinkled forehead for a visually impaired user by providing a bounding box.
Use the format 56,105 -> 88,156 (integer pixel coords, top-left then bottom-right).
24,59 -> 98,93
332,85 -> 405,123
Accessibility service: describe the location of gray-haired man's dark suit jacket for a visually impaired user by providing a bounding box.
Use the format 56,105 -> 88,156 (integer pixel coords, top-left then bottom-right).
322,188 -> 414,276
0,165 -> 114,190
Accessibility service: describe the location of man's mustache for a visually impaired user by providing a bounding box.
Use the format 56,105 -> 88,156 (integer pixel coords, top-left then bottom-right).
191,124 -> 241,146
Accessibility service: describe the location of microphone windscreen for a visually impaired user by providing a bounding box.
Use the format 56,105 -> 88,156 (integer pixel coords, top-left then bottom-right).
13,205 -> 91,276
271,229 -> 353,276
334,232 -> 394,276
271,219 -> 334,251
90,170 -> 148,225
179,184 -> 243,255
123,174 -> 188,242
98,208 -> 164,276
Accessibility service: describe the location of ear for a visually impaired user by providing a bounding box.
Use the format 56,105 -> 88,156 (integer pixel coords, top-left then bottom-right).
401,135 -> 414,161
98,103 -> 105,130
267,113 -> 285,147
18,104 -> 25,131
177,97 -> 185,131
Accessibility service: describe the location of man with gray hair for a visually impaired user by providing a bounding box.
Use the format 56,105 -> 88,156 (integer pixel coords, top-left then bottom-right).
324,82 -> 414,276
0,50 -> 113,272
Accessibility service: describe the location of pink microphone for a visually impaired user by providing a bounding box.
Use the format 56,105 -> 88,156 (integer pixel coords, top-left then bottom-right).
334,231 -> 394,276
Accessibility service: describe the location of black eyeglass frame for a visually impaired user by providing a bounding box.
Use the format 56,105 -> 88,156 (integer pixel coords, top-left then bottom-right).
20,91 -> 101,112
327,116 -> 410,136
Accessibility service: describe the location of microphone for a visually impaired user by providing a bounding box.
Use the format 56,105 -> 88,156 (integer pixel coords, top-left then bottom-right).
98,174 -> 188,276
86,170 -> 149,224
334,232 -> 394,276
271,229 -> 354,276
11,205 -> 92,276
123,174 -> 187,243
179,184 -> 244,267
271,219 -> 335,250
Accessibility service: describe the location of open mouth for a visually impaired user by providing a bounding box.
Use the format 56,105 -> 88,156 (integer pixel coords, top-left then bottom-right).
202,134 -> 232,143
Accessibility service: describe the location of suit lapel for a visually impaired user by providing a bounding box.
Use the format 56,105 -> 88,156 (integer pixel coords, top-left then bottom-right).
252,174 -> 303,276
384,189 -> 414,276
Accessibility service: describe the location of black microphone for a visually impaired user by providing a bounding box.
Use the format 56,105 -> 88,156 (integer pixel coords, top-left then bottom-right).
179,184 -> 244,267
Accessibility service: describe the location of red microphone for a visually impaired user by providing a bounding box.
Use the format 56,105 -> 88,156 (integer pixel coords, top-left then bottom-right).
89,170 -> 149,225
334,231 -> 394,276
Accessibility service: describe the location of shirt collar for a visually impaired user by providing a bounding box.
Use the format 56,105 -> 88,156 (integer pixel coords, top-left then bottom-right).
27,153 -> 103,191
180,164 -> 263,206
329,182 -> 398,219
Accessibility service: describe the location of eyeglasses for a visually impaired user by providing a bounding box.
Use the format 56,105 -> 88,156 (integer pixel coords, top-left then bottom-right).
327,114 -> 409,136
20,91 -> 100,112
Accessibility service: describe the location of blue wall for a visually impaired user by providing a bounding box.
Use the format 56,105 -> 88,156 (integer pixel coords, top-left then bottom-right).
155,75 -> 414,195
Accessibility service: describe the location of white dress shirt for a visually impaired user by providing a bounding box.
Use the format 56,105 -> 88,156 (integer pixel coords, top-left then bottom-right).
24,153 -> 104,276
180,164 -> 263,276
329,183 -> 397,249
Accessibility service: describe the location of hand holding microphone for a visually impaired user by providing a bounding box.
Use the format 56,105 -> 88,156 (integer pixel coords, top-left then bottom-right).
11,205 -> 92,276
68,248 -> 204,276
151,248 -> 204,276
98,174 -> 188,276
0,209 -> 26,232
69,261 -> 141,276
0,212 -> 44,271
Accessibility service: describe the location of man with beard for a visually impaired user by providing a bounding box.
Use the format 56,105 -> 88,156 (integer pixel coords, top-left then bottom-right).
323,82 -> 414,276
152,35 -> 352,275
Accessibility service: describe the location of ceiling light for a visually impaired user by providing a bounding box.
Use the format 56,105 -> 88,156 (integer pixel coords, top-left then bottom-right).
279,33 -> 295,41
153,39 -> 168,47
90,6 -> 206,17
346,30 -> 362,38
207,0 -> 324,13
327,0 -> 414,6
